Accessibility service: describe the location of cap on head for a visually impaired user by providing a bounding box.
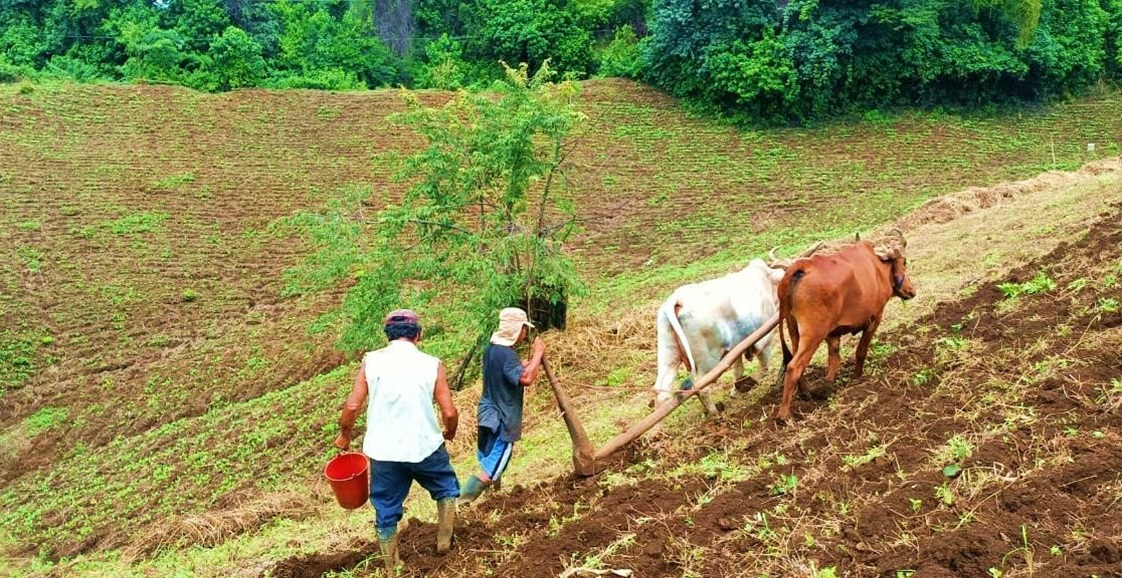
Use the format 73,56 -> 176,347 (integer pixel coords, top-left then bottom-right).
384,308 -> 420,327
489,307 -> 535,346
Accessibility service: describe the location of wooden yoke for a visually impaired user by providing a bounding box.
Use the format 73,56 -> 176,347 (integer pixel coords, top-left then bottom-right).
542,313 -> 781,477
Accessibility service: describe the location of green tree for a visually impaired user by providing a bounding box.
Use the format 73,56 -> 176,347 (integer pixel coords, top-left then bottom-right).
416,33 -> 466,89
280,63 -> 586,386
206,25 -> 267,90
597,24 -> 644,78
462,0 -> 595,79
268,0 -> 399,89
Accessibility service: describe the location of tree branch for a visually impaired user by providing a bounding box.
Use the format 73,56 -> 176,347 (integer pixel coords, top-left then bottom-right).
407,219 -> 474,237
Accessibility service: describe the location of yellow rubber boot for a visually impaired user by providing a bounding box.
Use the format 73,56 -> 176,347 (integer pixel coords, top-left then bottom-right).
378,526 -> 402,575
436,498 -> 456,554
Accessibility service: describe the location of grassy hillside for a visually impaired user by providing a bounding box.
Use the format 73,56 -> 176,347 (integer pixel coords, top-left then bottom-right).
1,79 -> 1121,576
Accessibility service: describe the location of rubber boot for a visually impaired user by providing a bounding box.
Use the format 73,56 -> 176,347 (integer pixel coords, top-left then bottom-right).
436,498 -> 456,554
457,475 -> 489,505
378,526 -> 402,576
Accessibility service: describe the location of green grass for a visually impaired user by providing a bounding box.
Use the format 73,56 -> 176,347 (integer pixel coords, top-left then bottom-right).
105,212 -> 169,236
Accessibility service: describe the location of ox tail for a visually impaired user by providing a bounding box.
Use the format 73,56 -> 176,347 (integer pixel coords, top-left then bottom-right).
777,268 -> 807,379
661,297 -> 697,380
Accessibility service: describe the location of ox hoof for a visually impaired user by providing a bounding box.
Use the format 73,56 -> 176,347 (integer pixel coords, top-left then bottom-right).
733,375 -> 758,393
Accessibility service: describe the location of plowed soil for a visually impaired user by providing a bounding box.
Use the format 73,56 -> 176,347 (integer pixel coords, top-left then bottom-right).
270,205 -> 1122,577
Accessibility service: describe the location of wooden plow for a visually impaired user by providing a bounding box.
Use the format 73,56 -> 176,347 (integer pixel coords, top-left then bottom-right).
544,313 -> 780,477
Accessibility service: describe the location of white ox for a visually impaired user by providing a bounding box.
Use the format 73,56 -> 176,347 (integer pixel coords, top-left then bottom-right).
653,259 -> 786,414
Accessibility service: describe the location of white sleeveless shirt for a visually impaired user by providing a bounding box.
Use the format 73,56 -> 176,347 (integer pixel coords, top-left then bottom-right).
361,340 -> 444,463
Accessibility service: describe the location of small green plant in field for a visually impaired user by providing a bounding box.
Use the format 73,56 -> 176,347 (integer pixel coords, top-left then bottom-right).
938,435 -> 973,478
911,367 -> 936,386
936,335 -> 967,351
18,247 -> 41,272
25,407 -> 68,434
771,473 -> 798,495
894,571 -> 916,578
998,525 -> 1034,577
695,451 -> 749,481
988,567 -> 1003,577
646,191 -> 668,206
1097,298 -> 1119,313
1,333 -> 44,391
741,512 -> 778,544
106,212 -> 168,235
813,566 -> 838,578
1103,274 -> 1117,289
1050,545 -> 1062,556
998,272 -> 1056,299
665,534 -> 706,577
182,289 -> 199,302
597,471 -> 636,488
948,436 -> 973,461
153,172 -> 195,189
841,440 -> 887,471
16,220 -> 40,231
1067,277 -> 1089,292
316,106 -> 340,120
599,366 -> 631,388
935,481 -> 955,505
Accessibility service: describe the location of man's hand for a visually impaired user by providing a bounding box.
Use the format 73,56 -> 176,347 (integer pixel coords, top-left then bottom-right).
334,433 -> 351,450
520,336 -> 546,386
443,428 -> 456,441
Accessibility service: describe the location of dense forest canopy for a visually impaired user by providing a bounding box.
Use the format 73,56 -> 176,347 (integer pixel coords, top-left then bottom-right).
2,0 -> 1120,120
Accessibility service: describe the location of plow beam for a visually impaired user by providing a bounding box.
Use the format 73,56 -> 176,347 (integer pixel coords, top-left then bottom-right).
543,313 -> 781,477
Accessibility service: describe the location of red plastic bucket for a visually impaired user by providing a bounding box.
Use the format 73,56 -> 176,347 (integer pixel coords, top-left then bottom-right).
324,452 -> 370,510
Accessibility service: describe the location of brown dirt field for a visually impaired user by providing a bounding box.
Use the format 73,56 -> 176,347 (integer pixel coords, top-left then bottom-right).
268,204 -> 1122,577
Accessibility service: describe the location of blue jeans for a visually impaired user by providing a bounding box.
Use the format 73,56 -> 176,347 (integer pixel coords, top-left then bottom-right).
369,443 -> 459,539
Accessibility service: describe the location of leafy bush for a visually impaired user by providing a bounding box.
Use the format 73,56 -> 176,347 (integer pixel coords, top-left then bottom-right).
597,25 -> 644,78
416,33 -> 466,90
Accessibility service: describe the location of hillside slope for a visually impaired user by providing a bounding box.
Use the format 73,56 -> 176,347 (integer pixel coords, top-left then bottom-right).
1,80 -> 1121,575
275,169 -> 1122,578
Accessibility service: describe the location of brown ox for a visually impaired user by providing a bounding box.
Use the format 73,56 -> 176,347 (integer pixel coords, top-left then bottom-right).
772,229 -> 916,421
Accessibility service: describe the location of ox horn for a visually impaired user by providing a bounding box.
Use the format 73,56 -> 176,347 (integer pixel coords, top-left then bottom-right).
767,246 -> 786,269
768,241 -> 824,270
892,227 -> 907,250
798,240 -> 825,258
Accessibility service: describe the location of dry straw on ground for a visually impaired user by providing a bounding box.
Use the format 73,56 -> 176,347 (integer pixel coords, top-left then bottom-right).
123,491 -> 316,560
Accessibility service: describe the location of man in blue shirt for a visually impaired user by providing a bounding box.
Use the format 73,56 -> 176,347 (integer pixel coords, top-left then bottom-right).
460,307 -> 545,503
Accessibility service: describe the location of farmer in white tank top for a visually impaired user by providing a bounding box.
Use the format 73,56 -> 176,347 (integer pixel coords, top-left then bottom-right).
334,309 -> 460,576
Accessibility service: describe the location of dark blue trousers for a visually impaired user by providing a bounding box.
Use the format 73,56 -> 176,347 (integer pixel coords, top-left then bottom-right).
369,443 -> 459,539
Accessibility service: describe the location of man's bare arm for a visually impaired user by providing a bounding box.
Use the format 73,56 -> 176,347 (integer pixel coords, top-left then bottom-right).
518,337 -> 546,386
433,362 -> 458,440
334,360 -> 369,449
